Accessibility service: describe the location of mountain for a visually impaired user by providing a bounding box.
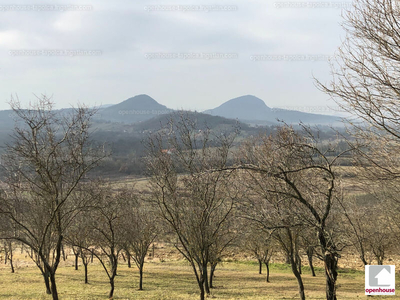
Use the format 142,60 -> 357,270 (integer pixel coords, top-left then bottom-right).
95,94 -> 172,123
203,95 -> 341,125
204,95 -> 273,122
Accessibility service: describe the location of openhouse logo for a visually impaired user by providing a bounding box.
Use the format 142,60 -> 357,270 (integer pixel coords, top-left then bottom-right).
365,265 -> 395,295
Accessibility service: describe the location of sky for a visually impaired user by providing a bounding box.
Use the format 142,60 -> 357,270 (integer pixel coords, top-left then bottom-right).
0,0 -> 351,115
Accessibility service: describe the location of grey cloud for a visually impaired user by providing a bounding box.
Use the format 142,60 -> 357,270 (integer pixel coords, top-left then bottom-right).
0,0 -> 346,111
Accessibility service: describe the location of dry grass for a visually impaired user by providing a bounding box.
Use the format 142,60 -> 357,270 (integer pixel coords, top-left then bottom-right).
1,258 -> 398,300
1,171 -> 393,299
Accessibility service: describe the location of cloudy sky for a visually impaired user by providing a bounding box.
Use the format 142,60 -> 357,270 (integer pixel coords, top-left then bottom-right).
0,0 -> 351,114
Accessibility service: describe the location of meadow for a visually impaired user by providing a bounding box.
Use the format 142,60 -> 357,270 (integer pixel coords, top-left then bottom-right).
0,256 -> 396,300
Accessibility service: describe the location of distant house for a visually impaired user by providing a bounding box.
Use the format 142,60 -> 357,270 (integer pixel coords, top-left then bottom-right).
161,149 -> 175,155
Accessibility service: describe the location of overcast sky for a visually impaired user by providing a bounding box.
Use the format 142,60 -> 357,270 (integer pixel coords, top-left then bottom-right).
0,0 -> 351,114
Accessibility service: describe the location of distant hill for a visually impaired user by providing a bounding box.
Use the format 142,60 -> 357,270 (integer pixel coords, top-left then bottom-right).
0,110 -> 15,130
0,110 -> 16,150
0,95 -> 348,177
204,95 -> 273,122
133,111 -> 248,133
95,94 -> 172,123
203,95 -> 341,125
0,94 -> 344,156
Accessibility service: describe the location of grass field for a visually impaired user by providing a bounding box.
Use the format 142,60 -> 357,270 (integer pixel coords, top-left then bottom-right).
1,259 -> 398,300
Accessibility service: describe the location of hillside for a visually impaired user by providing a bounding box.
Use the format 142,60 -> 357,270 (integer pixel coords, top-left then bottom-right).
204,95 -> 341,125
133,111 -> 248,132
95,94 -> 172,123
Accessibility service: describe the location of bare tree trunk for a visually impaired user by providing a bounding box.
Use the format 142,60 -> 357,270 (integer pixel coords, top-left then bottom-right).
9,255 -> 14,273
324,252 -> 338,300
126,251 -> 131,268
210,262 -> 217,288
108,256 -> 118,299
74,251 -> 80,271
296,253 -> 302,275
48,229 -> 63,300
36,263 -> 52,294
49,271 -> 59,300
139,264 -> 143,290
285,252 -> 290,265
80,250 -> 89,284
265,261 -> 270,283
308,255 -> 316,277
8,244 -> 14,273
306,247 -> 316,277
198,279 -> 205,300
84,263 -> 88,284
360,255 -> 368,266
61,244 -> 66,262
42,271 -> 51,294
109,278 -> 115,299
290,256 -> 305,300
376,254 -> 384,265
285,228 -> 306,300
283,228 -> 305,300
258,259 -> 262,274
203,263 -> 210,295
4,246 -> 8,264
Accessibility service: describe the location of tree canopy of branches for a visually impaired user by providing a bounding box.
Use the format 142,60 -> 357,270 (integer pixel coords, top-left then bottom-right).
147,113 -> 239,300
84,185 -> 126,300
0,96 -> 107,300
236,126 -> 351,300
316,0 -> 400,278
316,0 -> 400,180
120,188 -> 159,291
242,226 -> 274,282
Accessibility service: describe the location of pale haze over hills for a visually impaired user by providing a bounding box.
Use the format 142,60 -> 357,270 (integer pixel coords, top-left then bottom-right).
96,94 -> 172,123
203,95 -> 341,125
95,94 -> 341,126
0,94 -> 342,129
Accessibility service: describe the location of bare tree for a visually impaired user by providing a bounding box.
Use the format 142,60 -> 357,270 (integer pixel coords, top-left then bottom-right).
300,228 -> 319,277
315,3 -> 400,256
338,195 -> 373,266
0,96 -> 107,300
120,189 -> 159,291
85,185 -> 126,299
235,165 -> 307,299
72,246 -> 81,271
65,202 -> 96,284
364,205 -> 394,265
208,216 -> 237,289
80,248 -> 93,284
316,0 -> 400,184
147,113 -> 238,300
235,126 -> 352,300
2,241 -> 15,273
0,216 -> 16,274
275,227 -> 305,297
243,227 -> 274,282
317,0 -> 400,135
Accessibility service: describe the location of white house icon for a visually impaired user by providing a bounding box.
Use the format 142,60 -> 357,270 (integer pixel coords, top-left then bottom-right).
375,268 -> 392,286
